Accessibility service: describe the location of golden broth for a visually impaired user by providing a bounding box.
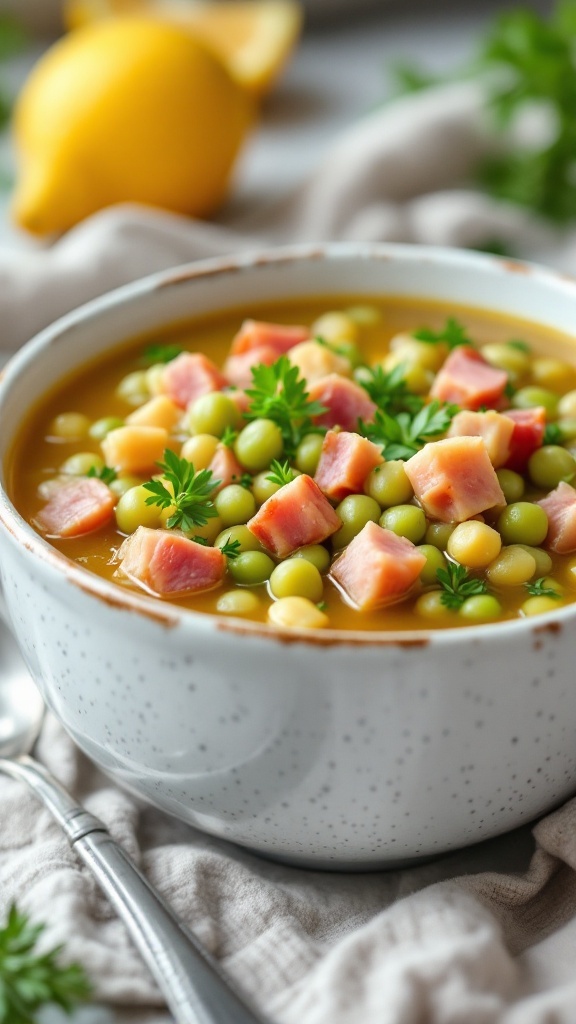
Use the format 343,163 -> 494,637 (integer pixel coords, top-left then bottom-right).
9,294 -> 576,631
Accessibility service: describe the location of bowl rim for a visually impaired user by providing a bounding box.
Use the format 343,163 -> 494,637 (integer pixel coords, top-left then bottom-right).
2,238 -> 576,649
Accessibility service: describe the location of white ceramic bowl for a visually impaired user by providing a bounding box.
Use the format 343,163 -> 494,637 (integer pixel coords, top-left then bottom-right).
2,242 -> 576,870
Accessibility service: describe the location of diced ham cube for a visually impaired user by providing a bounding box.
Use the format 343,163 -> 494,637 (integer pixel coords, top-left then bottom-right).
447,409 -> 514,468
35,476 -> 115,538
288,340 -> 351,384
502,407 -> 546,471
537,481 -> 576,553
248,474 -> 341,557
126,395 -> 181,432
223,345 -> 280,389
330,521 -> 426,610
430,347 -> 508,410
102,425 -> 168,474
230,320 -> 309,356
161,352 -> 228,409
116,526 -> 225,596
314,430 -> 383,502
405,436 -> 505,523
308,374 -> 377,431
208,444 -> 245,493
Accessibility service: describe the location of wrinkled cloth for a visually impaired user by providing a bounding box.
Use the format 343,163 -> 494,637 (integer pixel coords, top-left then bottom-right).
3,79 -> 576,1024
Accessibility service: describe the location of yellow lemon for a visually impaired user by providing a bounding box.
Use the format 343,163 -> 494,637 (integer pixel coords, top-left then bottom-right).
64,0 -> 303,98
11,17 -> 255,236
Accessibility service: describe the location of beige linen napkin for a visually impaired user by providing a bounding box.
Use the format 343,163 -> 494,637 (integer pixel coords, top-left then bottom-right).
3,79 -> 576,1024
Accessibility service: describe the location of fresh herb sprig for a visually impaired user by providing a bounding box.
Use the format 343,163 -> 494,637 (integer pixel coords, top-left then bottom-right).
355,363 -> 424,414
0,16 -> 26,134
219,537 -> 242,560
0,904 -> 91,1024
141,343 -> 183,365
359,400 -> 458,460
87,464 -> 117,485
266,459 -> 296,487
436,561 -> 489,610
412,318 -> 473,350
524,577 -> 562,599
245,356 -> 327,456
143,449 -> 219,531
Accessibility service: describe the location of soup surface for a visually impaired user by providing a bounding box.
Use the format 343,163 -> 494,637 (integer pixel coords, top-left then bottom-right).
9,294 -> 576,631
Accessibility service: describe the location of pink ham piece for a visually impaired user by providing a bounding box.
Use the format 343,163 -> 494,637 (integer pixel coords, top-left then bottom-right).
35,476 -> 115,538
331,521 -> 426,611
430,347 -> 508,410
224,345 -> 280,389
229,320 -> 309,356
405,436 -> 505,523
117,526 -> 226,596
161,352 -> 228,409
308,374 -> 377,431
502,407 -> 546,471
247,473 -> 340,557
537,481 -> 576,553
314,429 -> 383,502
447,409 -> 514,468
207,443 -> 244,493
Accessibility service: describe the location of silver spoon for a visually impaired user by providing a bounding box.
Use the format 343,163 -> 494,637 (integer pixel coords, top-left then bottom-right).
0,609 -> 266,1024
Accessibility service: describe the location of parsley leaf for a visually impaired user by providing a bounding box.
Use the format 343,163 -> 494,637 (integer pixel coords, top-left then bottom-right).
245,356 -> 327,456
355,363 -> 424,414
266,459 -> 296,488
220,425 -> 238,448
359,400 -> 459,460
141,343 -> 183,365
412,318 -> 473,350
87,464 -> 117,485
0,903 -> 91,1023
543,422 -> 563,446
220,537 -> 242,559
436,561 -> 488,610
524,576 -> 562,598
143,449 -> 219,531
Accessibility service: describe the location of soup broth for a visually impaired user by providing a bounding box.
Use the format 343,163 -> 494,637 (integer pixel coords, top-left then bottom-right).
9,294 -> 576,631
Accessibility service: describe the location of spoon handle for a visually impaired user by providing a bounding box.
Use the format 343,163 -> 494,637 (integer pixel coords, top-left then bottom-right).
0,754 -> 266,1024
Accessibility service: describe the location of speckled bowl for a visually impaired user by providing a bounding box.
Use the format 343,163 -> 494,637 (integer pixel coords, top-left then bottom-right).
1,242 -> 576,870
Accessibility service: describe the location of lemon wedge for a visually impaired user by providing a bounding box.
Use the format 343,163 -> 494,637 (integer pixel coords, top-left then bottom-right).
64,0 -> 303,97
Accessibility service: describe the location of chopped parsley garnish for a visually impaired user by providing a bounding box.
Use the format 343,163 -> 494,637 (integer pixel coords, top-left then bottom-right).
0,904 -> 91,1022
436,561 -> 489,610
141,343 -> 183,365
266,459 -> 296,487
524,577 -> 562,598
412,318 -> 473,350
359,400 -> 459,460
245,355 -> 327,456
87,464 -> 117,485
143,449 -> 219,531
239,473 -> 254,490
543,422 -> 563,446
356,362 -> 424,414
219,537 -> 242,560
507,339 -> 531,353
220,425 -> 238,448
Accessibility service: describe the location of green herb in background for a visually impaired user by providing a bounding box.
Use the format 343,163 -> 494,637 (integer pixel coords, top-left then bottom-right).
0,904 -> 91,1024
359,400 -> 458,460
0,15 -> 26,132
412,317 -> 473,350
391,0 -> 576,223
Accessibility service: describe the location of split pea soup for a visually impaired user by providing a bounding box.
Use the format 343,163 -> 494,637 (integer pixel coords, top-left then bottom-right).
9,294 -> 576,632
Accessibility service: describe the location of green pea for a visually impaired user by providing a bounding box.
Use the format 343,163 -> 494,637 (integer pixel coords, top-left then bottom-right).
364,461 -> 413,508
528,445 -> 576,489
381,504 -> 427,544
116,370 -> 149,406
459,595 -> 502,621
512,386 -> 559,419
115,484 -> 161,533
187,391 -> 240,437
557,418 -> 576,441
269,558 -> 324,602
425,522 -> 455,551
48,412 -> 91,440
292,544 -> 331,573
89,416 -> 125,441
251,470 -> 280,505
495,468 -> 525,504
497,501 -> 549,546
215,484 -> 256,526
416,544 -> 447,586
414,591 -> 452,619
109,474 -> 143,498
229,551 -> 275,585
216,590 -> 261,616
234,419 -> 283,472
517,544 -> 553,577
332,494 -> 381,549
215,525 -> 262,554
60,451 -> 104,476
295,433 -> 324,476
